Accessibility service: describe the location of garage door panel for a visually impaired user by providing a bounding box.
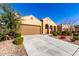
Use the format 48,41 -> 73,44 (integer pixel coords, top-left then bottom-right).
21,25 -> 41,35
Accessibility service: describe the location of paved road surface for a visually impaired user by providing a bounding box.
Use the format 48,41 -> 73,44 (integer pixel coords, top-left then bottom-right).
23,35 -> 79,56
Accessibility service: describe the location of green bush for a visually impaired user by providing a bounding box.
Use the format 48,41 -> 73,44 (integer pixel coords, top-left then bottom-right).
72,31 -> 76,33
52,32 -> 58,36
50,31 -> 53,34
61,31 -> 67,36
13,37 -> 23,45
53,33 -> 57,36
15,33 -> 21,38
0,33 -> 6,41
8,31 -> 15,36
67,32 -> 72,36
61,31 -> 72,36
73,36 -> 79,40
57,31 -> 62,35
73,33 -> 79,40
76,31 -> 79,33
73,33 -> 79,36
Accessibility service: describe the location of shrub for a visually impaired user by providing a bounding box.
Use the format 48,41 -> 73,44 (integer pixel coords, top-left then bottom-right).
50,31 -> 53,34
8,32 -> 21,39
50,31 -> 58,36
73,33 -> 79,40
8,32 -> 15,36
61,31 -> 67,36
73,36 -> 79,40
15,33 -> 21,38
76,31 -> 79,33
71,33 -> 79,42
72,31 -> 76,33
0,33 -> 6,41
13,37 -> 23,45
57,31 -> 62,35
53,33 -> 57,36
73,33 -> 79,36
52,32 -> 58,36
67,32 -> 72,36
61,31 -> 72,36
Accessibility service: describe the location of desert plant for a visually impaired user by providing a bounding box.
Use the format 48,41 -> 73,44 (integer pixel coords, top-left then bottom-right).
73,33 -> 79,40
70,33 -> 79,42
72,31 -> 76,33
52,31 -> 58,36
61,31 -> 67,36
0,4 -> 22,41
0,33 -> 10,41
50,31 -> 53,34
61,31 -> 72,36
13,37 -> 23,45
15,33 -> 21,38
77,31 -> 79,33
67,32 -> 72,36
57,31 -> 62,35
73,33 -> 79,36
73,36 -> 79,40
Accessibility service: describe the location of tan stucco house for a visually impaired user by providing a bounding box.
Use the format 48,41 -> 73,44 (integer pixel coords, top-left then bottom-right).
20,15 -> 57,35
41,17 -> 57,34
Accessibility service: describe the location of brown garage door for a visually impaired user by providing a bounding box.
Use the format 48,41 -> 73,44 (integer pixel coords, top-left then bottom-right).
20,24 -> 41,35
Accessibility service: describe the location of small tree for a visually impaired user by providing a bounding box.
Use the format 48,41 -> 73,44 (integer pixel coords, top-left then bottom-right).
0,4 -> 22,40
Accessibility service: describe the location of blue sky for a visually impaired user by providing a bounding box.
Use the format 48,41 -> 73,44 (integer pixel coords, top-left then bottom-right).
11,3 -> 79,25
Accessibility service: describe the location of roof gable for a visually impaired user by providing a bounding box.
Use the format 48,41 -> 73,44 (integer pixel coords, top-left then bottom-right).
21,15 -> 41,25
43,17 -> 57,26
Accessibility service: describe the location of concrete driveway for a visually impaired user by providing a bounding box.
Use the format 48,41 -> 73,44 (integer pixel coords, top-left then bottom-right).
23,35 -> 79,56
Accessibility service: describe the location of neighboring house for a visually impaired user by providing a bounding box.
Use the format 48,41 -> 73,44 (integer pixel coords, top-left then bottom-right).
20,15 -> 57,35
61,24 -> 75,31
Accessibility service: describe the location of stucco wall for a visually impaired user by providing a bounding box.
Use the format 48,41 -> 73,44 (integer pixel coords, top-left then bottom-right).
21,15 -> 41,26
21,15 -> 57,35
42,17 -> 57,34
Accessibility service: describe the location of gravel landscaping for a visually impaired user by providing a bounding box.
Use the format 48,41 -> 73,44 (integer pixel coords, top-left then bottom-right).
53,36 -> 79,46
0,40 -> 28,56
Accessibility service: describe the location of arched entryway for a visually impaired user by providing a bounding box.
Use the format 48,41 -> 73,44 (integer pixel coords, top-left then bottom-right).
45,24 -> 49,34
50,25 -> 53,34
54,26 -> 56,32
50,25 -> 53,30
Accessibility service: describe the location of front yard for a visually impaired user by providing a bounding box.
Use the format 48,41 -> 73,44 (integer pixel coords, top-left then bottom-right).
0,40 -> 27,56
50,35 -> 79,46
50,31 -> 79,45
0,4 -> 27,56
